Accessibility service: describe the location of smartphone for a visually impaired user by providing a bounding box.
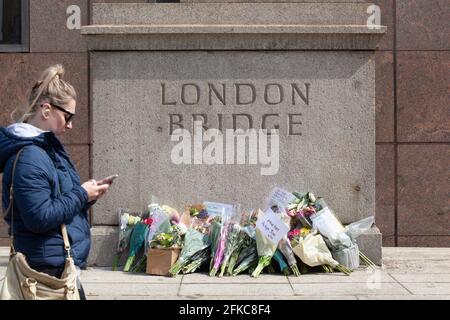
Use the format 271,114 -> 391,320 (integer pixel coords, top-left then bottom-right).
105,174 -> 119,184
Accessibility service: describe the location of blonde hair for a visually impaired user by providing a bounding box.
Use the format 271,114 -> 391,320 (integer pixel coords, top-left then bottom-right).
12,64 -> 77,123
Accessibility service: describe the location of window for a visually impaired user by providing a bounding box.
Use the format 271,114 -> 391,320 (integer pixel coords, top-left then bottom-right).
0,0 -> 28,52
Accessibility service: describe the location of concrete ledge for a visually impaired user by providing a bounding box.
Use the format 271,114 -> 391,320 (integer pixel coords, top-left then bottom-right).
82,25 -> 386,35
88,225 -> 382,267
356,226 -> 382,266
84,33 -> 384,50
87,226 -> 119,267
82,3 -> 386,50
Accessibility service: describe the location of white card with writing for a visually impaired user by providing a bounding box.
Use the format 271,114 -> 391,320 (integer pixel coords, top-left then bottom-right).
204,201 -> 234,219
265,187 -> 296,211
256,208 -> 290,246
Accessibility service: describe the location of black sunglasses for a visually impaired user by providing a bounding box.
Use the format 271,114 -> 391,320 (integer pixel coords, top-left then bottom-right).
42,103 -> 75,124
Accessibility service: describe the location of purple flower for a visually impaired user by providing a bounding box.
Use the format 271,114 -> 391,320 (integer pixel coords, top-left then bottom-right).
197,209 -> 209,219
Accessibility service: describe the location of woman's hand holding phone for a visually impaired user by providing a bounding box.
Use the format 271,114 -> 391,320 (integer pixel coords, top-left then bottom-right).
82,174 -> 118,201
97,174 -> 119,186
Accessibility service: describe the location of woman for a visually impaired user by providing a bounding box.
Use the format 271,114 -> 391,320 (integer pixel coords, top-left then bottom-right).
0,64 -> 114,299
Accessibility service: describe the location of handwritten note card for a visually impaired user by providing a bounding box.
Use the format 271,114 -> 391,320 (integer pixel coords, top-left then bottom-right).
256,208 -> 289,246
265,187 -> 296,212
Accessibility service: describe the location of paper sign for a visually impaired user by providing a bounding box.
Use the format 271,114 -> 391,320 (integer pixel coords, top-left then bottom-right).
265,187 -> 296,212
204,201 -> 234,219
256,208 -> 290,246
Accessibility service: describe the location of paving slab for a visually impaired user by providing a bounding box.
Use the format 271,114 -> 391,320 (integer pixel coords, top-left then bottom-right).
80,268 -> 182,284
288,269 -> 395,284
291,282 -> 410,296
383,259 -> 450,274
383,247 -> 450,258
82,283 -> 180,297
179,283 -> 294,297
400,283 -> 450,296
389,274 -> 450,283
181,272 -> 289,284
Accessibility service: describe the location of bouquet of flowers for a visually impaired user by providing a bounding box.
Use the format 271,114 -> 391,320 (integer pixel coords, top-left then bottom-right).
306,198 -> 377,270
264,189 -> 302,277
145,204 -> 175,251
129,201 -> 181,273
251,209 -> 278,278
169,208 -> 211,277
287,192 -> 319,229
112,209 -> 142,271
226,209 -> 257,275
291,230 -> 352,275
232,246 -> 258,276
182,247 -> 211,274
346,217 -> 377,268
209,213 -> 231,276
149,225 -> 184,249
326,216 -> 377,270
208,215 -> 222,270
208,203 -> 238,276
123,219 -> 150,272
216,208 -> 244,277
272,249 -> 290,275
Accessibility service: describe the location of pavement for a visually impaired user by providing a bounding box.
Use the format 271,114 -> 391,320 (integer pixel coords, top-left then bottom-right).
1,247 -> 450,300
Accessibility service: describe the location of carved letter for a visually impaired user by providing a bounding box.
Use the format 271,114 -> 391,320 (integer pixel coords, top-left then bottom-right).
262,114 -> 280,133
169,114 -> 183,135
233,114 -> 253,131
208,83 -> 226,105
181,83 -> 200,105
192,114 -> 208,131
264,84 -> 283,105
161,83 -> 176,105
235,83 -> 256,105
288,113 -> 302,136
292,83 -> 310,106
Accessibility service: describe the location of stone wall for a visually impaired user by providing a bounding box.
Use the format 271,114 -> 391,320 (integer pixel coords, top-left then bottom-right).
0,0 -> 449,248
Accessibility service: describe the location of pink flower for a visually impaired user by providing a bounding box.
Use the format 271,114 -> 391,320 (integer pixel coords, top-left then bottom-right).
288,229 -> 300,240
287,210 -> 297,217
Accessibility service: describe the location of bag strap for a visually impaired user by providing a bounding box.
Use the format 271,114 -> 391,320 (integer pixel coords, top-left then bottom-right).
4,148 -> 26,254
4,147 -> 71,257
61,224 -> 72,258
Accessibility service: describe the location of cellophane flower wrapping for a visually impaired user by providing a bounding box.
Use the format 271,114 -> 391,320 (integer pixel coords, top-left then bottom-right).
217,208 -> 244,276
226,209 -> 257,275
113,209 -> 142,271
209,204 -> 238,276
292,231 -> 338,267
252,209 -> 278,277
168,213 -> 211,277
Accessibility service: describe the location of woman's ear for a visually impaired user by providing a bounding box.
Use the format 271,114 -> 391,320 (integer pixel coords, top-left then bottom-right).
41,103 -> 51,119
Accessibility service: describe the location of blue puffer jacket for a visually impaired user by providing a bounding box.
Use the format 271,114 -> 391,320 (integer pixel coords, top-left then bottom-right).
0,124 -> 91,269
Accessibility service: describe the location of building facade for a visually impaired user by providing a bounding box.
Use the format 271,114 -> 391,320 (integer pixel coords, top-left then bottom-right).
0,0 -> 449,249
